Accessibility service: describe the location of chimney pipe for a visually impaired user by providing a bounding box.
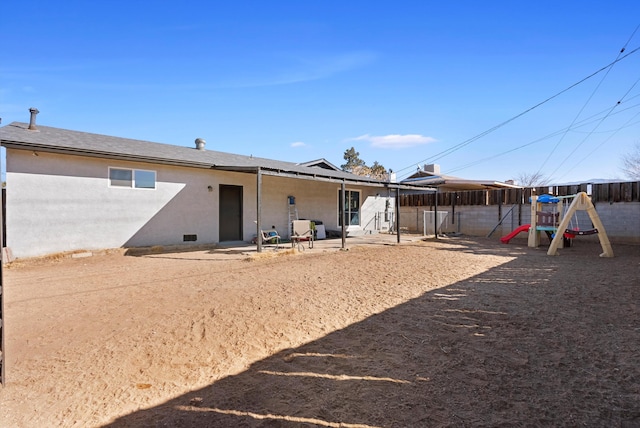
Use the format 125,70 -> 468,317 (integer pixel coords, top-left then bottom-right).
28,107 -> 39,130
195,138 -> 206,151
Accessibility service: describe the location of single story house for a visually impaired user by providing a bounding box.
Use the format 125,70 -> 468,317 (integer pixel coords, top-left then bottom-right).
0,112 -> 433,259
402,164 -> 521,191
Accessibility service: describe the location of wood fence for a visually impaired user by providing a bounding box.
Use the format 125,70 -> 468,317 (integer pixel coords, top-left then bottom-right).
400,181 -> 640,207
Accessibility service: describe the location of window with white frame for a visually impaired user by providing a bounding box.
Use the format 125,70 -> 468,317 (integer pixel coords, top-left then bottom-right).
109,167 -> 156,189
338,189 -> 360,226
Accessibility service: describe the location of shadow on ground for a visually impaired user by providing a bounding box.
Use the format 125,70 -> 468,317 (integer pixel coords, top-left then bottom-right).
105,239 -> 640,427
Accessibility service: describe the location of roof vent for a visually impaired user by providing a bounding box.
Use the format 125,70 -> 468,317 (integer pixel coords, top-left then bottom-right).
195,138 -> 206,151
28,107 -> 39,130
423,163 -> 440,174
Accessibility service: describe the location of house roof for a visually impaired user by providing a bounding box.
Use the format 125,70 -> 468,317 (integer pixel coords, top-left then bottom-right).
0,122 -> 434,191
296,158 -> 341,171
402,169 -> 521,191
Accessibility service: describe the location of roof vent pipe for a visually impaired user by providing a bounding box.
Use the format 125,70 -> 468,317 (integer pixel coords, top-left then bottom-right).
195,138 -> 206,151
28,107 -> 39,130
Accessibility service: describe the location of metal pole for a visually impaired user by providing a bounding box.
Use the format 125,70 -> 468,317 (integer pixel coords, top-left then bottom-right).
452,191 -> 456,224
341,181 -> 346,249
518,188 -> 523,226
256,169 -> 263,253
434,188 -> 438,239
396,186 -> 401,243
498,189 -> 503,225
1,166 -> 5,385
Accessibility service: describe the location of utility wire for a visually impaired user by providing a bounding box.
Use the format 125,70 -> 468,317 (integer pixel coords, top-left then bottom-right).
441,99 -> 640,176
549,75 -> 640,180
555,108 -> 640,181
547,79 -> 640,179
395,43 -> 640,177
536,23 -> 640,176
401,98 -> 640,180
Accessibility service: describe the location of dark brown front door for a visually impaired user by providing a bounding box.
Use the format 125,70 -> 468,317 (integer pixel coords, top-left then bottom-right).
219,185 -> 243,241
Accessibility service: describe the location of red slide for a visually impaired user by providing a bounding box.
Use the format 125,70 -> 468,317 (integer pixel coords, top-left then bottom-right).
500,224 -> 531,244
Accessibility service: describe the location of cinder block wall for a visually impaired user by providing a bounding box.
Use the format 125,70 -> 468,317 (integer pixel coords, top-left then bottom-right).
591,202 -> 640,243
399,202 -> 640,244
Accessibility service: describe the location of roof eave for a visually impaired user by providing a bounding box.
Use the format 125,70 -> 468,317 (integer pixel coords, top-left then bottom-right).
2,137 -> 436,191
1,139 -> 214,169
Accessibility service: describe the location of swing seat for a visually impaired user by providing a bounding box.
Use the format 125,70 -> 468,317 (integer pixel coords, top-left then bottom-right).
565,228 -> 598,236
546,192 -> 613,257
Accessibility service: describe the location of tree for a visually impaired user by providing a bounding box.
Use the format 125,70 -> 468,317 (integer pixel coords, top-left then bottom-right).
340,147 -> 366,173
514,171 -> 549,187
369,161 -> 388,180
621,141 -> 640,180
340,147 -> 388,180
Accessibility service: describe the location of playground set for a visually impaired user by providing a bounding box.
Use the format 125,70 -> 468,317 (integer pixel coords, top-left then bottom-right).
501,191 -> 613,257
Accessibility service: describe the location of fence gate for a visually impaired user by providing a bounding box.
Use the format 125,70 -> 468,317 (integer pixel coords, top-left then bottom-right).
423,211 -> 449,236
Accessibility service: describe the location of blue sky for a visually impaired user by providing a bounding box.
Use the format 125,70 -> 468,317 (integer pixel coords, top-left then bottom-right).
2,1 -> 640,184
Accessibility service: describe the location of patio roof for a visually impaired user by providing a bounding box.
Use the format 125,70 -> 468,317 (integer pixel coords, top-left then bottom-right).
402,170 -> 521,191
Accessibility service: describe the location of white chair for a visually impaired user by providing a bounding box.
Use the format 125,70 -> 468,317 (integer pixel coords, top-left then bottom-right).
291,220 -> 314,250
260,229 -> 282,249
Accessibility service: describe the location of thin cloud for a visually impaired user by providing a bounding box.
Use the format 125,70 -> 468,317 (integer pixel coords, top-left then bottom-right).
222,51 -> 377,88
349,134 -> 437,149
0,51 -> 377,92
290,141 -> 306,148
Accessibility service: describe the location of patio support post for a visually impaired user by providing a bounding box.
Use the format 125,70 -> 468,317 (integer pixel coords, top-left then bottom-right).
497,189 -> 503,225
518,188 -> 523,226
396,186 -> 401,243
1,157 -> 4,385
434,187 -> 438,239
452,191 -> 456,225
256,168 -> 263,253
341,180 -> 346,249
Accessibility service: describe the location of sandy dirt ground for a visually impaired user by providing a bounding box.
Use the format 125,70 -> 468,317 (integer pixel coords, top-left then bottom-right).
0,235 -> 639,427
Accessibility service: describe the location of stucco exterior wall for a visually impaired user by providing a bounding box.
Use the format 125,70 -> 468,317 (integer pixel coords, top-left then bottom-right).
5,149 -> 392,258
6,149 -> 234,257
258,176 -> 392,238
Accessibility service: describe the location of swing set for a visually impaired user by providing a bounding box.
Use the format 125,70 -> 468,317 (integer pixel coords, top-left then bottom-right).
528,191 -> 613,257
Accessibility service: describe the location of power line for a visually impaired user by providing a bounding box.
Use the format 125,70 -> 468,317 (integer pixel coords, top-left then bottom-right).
536,23 -> 640,176
555,109 -> 640,181
410,98 -> 640,180
395,43 -> 640,177
546,75 -> 640,179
